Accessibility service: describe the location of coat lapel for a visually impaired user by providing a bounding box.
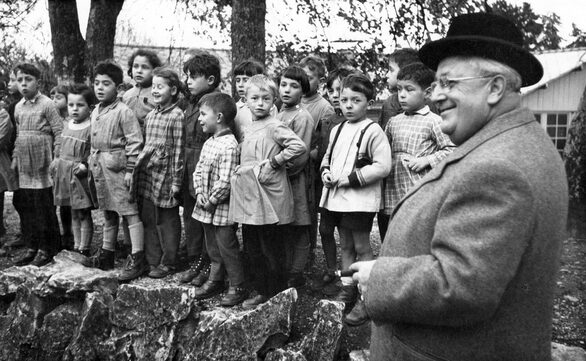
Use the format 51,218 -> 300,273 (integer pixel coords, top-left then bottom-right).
391,107 -> 536,218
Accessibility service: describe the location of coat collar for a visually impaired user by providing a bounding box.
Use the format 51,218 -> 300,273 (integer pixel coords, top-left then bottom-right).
391,106 -> 535,217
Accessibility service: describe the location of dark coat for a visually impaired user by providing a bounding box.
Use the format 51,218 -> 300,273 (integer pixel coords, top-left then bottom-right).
366,107 -> 568,361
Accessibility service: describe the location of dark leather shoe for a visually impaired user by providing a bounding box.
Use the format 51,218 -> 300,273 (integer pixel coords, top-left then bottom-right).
178,256 -> 209,283
242,294 -> 269,309
14,248 -> 37,266
87,248 -> 115,270
193,280 -> 225,299
220,286 -> 248,307
334,285 -> 358,305
148,265 -> 173,279
30,250 -> 52,267
118,251 -> 148,282
190,265 -> 210,287
344,299 -> 370,326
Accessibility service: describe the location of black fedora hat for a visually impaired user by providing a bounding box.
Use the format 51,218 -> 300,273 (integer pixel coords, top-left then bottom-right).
418,13 -> 543,87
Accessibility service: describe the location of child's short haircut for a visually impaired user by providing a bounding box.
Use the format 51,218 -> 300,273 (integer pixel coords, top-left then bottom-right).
127,49 -> 162,77
233,59 -> 264,77
152,67 -> 182,103
94,61 -> 124,86
13,63 -> 41,79
397,63 -> 435,89
341,72 -> 375,101
280,65 -> 310,94
50,84 -> 69,97
199,92 -> 237,129
299,55 -> 327,78
245,74 -> 278,99
69,83 -> 96,107
388,48 -> 420,69
326,67 -> 353,89
183,51 -> 221,88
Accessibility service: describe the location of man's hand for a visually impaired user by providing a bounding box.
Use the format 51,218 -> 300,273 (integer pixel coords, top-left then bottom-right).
349,260 -> 376,295
406,156 -> 430,173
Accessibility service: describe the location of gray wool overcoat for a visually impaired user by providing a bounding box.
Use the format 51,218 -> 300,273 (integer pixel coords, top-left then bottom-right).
365,107 -> 568,361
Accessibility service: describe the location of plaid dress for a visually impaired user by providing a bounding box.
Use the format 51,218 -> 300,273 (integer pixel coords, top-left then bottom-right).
192,130 -> 238,226
13,93 -> 62,189
382,106 -> 454,215
135,103 -> 185,208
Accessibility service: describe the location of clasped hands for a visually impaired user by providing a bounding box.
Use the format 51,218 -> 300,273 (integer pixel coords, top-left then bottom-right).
321,169 -> 350,188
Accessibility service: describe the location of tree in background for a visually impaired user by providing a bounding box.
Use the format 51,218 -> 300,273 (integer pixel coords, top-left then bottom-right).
567,24 -> 586,48
564,85 -> 586,203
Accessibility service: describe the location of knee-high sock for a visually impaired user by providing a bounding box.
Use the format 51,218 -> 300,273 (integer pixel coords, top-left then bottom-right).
128,222 -> 144,254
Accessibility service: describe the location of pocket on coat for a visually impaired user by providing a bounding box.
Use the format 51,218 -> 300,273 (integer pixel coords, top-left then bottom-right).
257,164 -> 278,185
104,151 -> 126,172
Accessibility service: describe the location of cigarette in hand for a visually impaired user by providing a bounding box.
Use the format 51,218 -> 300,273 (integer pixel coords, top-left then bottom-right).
335,269 -> 357,277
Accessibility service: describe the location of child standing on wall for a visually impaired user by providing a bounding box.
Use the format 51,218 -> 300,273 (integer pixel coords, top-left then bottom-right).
276,65 -> 314,288
122,49 -> 162,135
133,67 -> 184,279
52,84 -> 97,256
11,63 -> 63,267
320,73 -> 391,326
299,55 -> 335,258
88,61 -> 145,281
232,59 -> 277,142
381,63 -> 454,237
192,93 -> 247,307
230,75 -> 306,309
176,51 -> 220,286
51,84 -> 73,250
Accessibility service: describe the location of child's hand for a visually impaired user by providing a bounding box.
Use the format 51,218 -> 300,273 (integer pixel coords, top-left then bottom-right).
74,163 -> 88,177
10,158 -> 17,172
337,177 -> 350,188
124,172 -> 132,188
170,185 -> 181,199
233,165 -> 241,176
196,194 -> 206,208
406,156 -> 430,173
203,201 -> 216,212
321,170 -> 337,188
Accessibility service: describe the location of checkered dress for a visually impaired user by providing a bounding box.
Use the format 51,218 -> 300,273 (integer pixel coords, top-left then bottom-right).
382,106 -> 454,215
192,130 -> 239,226
135,103 -> 185,208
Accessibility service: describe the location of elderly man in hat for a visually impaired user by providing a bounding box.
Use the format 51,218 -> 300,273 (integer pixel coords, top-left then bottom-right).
350,13 -> 568,361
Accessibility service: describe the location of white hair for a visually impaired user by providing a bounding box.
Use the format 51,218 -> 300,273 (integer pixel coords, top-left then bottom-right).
462,56 -> 523,92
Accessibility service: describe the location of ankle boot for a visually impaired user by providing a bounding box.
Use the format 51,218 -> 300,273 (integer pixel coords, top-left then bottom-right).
344,298 -> 370,326
178,254 -> 209,283
118,251 -> 148,282
88,248 -> 115,270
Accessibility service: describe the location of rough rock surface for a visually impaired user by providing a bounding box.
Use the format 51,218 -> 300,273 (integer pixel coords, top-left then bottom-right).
265,348 -> 308,361
177,288 -> 298,361
36,303 -> 82,361
300,299 -> 344,361
348,349 -> 370,361
552,342 -> 586,361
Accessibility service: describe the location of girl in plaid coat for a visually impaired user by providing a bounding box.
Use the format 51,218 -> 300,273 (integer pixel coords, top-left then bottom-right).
134,67 -> 184,279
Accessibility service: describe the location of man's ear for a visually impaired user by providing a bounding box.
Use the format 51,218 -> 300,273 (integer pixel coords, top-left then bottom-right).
487,75 -> 506,105
207,75 -> 216,87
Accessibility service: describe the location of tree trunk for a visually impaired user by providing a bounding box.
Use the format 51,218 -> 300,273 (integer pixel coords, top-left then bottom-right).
85,0 -> 125,79
230,0 -> 266,94
564,84 -> 586,203
47,0 -> 86,83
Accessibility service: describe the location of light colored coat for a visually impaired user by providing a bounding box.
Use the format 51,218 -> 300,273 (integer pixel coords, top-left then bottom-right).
366,108 -> 568,361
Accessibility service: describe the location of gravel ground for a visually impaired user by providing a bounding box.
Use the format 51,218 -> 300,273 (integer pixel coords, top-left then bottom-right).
0,192 -> 584,359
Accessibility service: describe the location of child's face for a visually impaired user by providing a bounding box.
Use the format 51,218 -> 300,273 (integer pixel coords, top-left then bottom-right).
151,76 -> 176,107
302,66 -> 321,95
186,72 -> 213,97
234,75 -> 250,99
340,87 -> 370,123
386,60 -> 400,90
397,79 -> 427,113
8,73 -> 18,94
15,70 -> 39,99
326,77 -> 342,109
67,93 -> 91,123
198,104 -> 219,134
93,74 -> 118,103
132,56 -> 154,87
246,85 -> 274,120
279,77 -> 303,107
51,92 -> 67,111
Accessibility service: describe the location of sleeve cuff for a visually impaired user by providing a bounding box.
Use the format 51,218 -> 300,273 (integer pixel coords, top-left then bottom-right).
348,172 -> 361,188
